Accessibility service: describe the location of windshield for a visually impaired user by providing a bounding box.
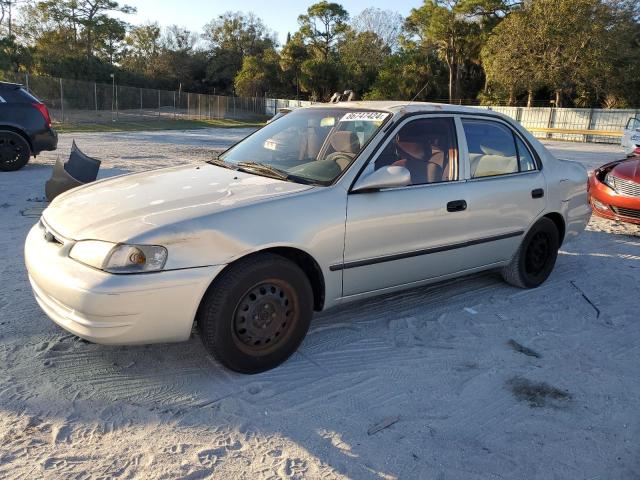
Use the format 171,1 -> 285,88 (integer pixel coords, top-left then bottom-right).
219,108 -> 390,184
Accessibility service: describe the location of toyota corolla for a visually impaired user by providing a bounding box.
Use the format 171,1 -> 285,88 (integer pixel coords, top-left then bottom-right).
25,102 -> 591,373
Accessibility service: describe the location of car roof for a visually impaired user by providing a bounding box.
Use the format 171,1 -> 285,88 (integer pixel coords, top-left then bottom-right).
306,100 -> 490,116
0,81 -> 23,90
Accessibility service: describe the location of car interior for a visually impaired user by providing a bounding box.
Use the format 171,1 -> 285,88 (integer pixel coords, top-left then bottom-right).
463,120 -> 519,178
374,118 -> 457,185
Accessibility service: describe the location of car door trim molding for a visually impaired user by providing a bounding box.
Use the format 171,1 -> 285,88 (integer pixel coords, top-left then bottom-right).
330,230 -> 524,271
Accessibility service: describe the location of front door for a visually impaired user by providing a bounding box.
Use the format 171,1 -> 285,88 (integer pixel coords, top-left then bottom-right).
341,115 -> 477,297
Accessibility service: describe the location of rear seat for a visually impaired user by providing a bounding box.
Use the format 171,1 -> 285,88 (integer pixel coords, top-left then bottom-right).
469,152 -> 517,178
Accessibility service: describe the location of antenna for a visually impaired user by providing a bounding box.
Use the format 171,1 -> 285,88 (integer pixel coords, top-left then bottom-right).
406,81 -> 430,108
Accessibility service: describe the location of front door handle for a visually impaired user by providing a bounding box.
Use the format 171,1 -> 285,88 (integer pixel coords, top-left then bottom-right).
532,188 -> 544,199
447,200 -> 467,212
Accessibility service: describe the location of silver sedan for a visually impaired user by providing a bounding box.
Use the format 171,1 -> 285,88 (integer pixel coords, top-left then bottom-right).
24,102 -> 591,373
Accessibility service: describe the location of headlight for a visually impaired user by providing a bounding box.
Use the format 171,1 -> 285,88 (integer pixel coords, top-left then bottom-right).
69,240 -> 167,273
603,173 -> 617,191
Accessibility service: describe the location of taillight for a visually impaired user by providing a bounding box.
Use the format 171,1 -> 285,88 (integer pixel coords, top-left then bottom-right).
634,147 -> 640,155
32,102 -> 52,127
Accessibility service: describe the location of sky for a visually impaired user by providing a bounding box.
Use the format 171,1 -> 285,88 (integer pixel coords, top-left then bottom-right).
114,0 -> 416,44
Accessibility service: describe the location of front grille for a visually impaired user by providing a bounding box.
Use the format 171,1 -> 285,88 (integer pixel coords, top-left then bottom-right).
610,176 -> 640,197
611,206 -> 640,219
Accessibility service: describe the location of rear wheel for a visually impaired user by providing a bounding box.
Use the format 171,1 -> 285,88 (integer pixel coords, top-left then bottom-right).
502,217 -> 559,289
197,253 -> 313,374
0,131 -> 31,172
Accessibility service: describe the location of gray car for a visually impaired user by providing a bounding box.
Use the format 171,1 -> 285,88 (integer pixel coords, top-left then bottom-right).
25,102 -> 591,373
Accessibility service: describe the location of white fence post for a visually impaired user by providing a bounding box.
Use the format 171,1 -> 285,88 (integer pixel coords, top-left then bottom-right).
59,78 -> 64,123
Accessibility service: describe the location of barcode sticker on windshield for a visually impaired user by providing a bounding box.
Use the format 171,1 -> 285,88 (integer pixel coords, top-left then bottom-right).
340,112 -> 389,122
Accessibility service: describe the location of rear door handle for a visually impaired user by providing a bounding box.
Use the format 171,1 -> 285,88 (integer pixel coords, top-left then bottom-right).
532,188 -> 544,199
447,200 -> 467,212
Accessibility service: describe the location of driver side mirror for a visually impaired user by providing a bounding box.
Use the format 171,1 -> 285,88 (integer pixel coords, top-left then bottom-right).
352,166 -> 411,193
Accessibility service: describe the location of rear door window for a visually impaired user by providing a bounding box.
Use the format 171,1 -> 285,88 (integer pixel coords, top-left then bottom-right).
462,119 -> 536,178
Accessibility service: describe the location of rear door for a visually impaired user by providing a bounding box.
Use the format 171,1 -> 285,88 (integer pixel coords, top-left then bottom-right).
457,116 -> 547,264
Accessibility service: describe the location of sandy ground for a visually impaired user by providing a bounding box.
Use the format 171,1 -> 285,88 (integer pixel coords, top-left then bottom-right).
1,130 -> 639,479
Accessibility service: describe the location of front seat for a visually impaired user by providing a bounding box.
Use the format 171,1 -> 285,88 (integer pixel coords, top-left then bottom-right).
326,131 -> 360,170
392,131 -> 442,184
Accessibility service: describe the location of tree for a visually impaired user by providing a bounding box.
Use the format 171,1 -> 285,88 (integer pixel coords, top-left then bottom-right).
203,11 -> 275,56
481,0 -> 640,107
121,23 -> 162,74
300,57 -> 341,100
406,1 -> 480,103
351,7 -> 403,51
298,1 -> 348,61
280,32 -> 309,99
203,11 -> 275,94
0,0 -> 20,37
73,0 -> 135,58
366,43 -> 448,101
338,30 -> 390,96
481,10 -> 542,106
234,49 -> 280,97
406,0 -> 521,103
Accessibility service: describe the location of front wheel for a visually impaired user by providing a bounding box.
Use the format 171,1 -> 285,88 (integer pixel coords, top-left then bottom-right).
197,253 -> 313,374
502,217 -> 559,289
0,131 -> 31,172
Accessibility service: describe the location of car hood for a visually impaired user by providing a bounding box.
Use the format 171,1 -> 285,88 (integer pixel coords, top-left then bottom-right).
611,157 -> 640,181
43,163 -> 313,241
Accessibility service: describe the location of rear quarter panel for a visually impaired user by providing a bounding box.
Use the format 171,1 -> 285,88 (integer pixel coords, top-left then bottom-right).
0,102 -> 57,154
532,139 -> 590,243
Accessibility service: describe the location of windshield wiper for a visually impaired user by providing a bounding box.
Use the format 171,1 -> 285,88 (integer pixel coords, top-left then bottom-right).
206,157 -> 237,170
236,162 -> 301,182
237,162 -> 320,185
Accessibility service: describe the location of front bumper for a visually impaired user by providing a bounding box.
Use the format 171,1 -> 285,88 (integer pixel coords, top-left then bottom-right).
25,222 -> 224,344
588,175 -> 640,225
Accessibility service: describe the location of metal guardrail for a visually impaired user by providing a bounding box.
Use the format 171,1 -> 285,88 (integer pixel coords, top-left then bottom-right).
527,127 -> 623,137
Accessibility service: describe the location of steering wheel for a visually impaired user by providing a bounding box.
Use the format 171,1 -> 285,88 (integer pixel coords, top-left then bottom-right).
324,151 -> 355,170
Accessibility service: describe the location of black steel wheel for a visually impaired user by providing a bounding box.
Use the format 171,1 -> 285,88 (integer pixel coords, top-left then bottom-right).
524,231 -> 551,276
0,131 -> 31,172
502,217 -> 559,289
197,253 -> 313,374
232,280 -> 299,355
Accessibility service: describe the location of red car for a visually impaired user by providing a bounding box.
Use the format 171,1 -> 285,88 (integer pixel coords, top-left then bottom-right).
588,156 -> 640,224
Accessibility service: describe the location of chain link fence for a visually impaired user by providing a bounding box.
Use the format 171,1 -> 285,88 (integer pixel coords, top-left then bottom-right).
3,72 -> 268,123
2,71 -> 638,143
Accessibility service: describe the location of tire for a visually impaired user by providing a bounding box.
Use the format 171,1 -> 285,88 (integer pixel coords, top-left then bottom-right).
0,130 -> 31,172
501,217 -> 559,289
197,253 -> 314,374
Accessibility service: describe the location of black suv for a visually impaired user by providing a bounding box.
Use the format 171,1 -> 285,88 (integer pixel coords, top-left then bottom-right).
0,81 -> 58,171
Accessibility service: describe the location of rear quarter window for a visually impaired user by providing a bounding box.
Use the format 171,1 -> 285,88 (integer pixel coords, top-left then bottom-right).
17,88 -> 41,103
0,87 -> 36,103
